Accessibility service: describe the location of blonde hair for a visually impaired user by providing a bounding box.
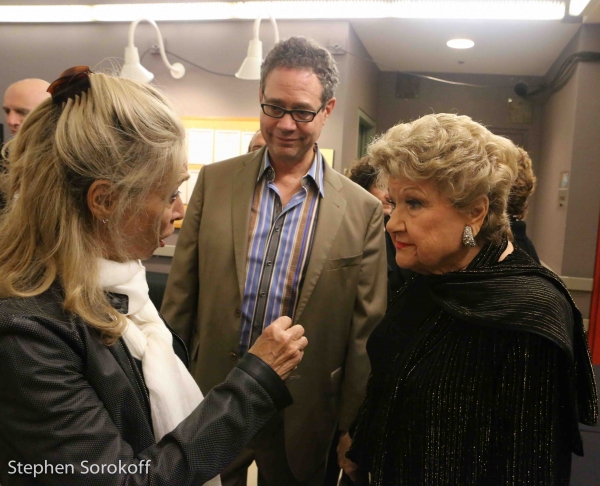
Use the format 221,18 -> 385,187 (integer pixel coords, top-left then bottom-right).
0,73 -> 186,342
368,113 -> 518,243
507,147 -> 536,220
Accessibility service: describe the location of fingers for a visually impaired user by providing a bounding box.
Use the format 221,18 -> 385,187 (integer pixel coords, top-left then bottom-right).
270,315 -> 292,331
247,318 -> 308,380
288,323 -> 305,341
295,336 -> 308,352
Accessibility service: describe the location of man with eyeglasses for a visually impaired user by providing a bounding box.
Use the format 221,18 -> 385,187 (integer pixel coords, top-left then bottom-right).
162,36 -> 387,486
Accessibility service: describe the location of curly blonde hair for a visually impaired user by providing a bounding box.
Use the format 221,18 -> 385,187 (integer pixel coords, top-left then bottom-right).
507,147 -> 536,220
368,113 -> 518,243
0,73 -> 186,342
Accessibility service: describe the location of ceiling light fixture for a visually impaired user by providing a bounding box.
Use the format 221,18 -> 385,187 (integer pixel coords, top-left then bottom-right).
236,16 -> 280,80
569,0 -> 592,16
0,1 -> 567,23
447,38 -> 475,49
119,19 -> 185,83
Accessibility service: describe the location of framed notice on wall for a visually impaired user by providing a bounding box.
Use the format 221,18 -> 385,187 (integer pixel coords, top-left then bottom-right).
174,117 -> 260,227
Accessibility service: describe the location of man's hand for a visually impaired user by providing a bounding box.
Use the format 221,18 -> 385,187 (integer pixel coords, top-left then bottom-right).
248,317 -> 307,380
337,431 -> 358,481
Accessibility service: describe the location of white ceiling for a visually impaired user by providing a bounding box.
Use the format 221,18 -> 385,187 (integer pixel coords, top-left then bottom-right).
350,19 -> 580,76
350,0 -> 600,76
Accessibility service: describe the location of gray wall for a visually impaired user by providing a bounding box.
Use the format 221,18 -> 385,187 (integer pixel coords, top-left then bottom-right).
1,20 -> 377,169
532,67 -> 578,274
338,24 -> 380,171
375,70 -> 544,229
532,24 -> 600,318
531,24 -> 600,278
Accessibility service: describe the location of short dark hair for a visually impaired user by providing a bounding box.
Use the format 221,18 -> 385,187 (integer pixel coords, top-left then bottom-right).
346,155 -> 378,191
260,36 -> 340,103
507,147 -> 536,220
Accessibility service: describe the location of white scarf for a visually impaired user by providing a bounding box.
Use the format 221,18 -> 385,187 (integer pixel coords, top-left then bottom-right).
98,259 -> 221,486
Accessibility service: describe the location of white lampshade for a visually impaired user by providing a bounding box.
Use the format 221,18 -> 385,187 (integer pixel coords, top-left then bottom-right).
120,46 -> 154,83
236,16 -> 279,81
119,19 -> 186,84
235,39 -> 263,80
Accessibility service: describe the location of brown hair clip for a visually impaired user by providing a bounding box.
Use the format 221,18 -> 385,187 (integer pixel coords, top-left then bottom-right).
47,66 -> 93,105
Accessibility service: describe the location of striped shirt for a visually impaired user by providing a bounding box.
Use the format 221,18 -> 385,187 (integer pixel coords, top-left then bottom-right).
239,147 -> 325,353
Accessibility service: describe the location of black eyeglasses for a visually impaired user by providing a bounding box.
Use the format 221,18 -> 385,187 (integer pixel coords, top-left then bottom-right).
261,101 -> 326,123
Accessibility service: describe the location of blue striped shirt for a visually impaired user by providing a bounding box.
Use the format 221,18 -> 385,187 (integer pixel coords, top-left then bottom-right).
239,147 -> 325,353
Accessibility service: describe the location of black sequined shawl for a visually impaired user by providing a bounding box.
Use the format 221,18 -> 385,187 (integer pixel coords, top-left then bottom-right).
349,239 -> 598,485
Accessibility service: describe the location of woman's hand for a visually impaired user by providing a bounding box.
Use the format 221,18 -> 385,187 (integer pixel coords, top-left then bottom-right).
338,432 -> 358,481
248,317 -> 307,380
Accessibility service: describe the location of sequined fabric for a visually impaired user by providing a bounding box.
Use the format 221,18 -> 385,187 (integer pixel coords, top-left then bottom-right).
348,239 -> 598,485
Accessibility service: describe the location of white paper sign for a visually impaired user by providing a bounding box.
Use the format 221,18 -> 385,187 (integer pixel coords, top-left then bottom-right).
241,131 -> 256,154
188,129 -> 214,165
214,130 -> 241,162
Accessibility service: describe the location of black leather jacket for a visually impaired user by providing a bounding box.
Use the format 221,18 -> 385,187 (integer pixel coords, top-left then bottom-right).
0,283 -> 292,485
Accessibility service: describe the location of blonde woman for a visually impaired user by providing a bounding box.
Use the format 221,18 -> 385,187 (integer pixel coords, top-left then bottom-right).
0,67 -> 307,485
344,114 -> 597,485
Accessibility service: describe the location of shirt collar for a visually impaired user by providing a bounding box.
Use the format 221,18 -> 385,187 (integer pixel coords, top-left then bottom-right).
258,144 -> 325,197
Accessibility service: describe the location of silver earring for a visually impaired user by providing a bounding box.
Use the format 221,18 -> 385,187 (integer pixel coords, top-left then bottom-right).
102,219 -> 108,224
462,225 -> 476,247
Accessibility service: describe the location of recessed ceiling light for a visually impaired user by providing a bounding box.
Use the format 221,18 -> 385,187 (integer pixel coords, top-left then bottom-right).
447,38 -> 475,49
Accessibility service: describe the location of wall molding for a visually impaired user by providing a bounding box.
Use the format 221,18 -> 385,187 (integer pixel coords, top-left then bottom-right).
153,244 -> 176,258
560,276 -> 594,292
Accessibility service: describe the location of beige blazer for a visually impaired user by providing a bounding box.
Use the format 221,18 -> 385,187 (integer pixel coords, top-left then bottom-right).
161,147 -> 387,480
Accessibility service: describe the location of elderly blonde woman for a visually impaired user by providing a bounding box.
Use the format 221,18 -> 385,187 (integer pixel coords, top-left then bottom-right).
343,114 -> 597,485
0,67 -> 307,485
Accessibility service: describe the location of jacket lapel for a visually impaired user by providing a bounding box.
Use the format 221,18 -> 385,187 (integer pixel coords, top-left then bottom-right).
294,165 -> 346,323
232,149 -> 264,300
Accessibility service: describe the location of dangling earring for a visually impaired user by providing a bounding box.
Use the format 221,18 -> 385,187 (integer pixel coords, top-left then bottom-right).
462,225 -> 476,247
101,219 -> 109,224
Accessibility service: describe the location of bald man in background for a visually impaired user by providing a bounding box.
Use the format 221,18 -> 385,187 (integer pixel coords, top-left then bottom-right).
1,78 -> 49,210
247,130 -> 266,153
3,78 -> 50,138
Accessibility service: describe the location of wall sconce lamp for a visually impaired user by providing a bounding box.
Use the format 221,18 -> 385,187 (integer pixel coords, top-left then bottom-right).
120,18 -> 185,83
235,16 -> 280,81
